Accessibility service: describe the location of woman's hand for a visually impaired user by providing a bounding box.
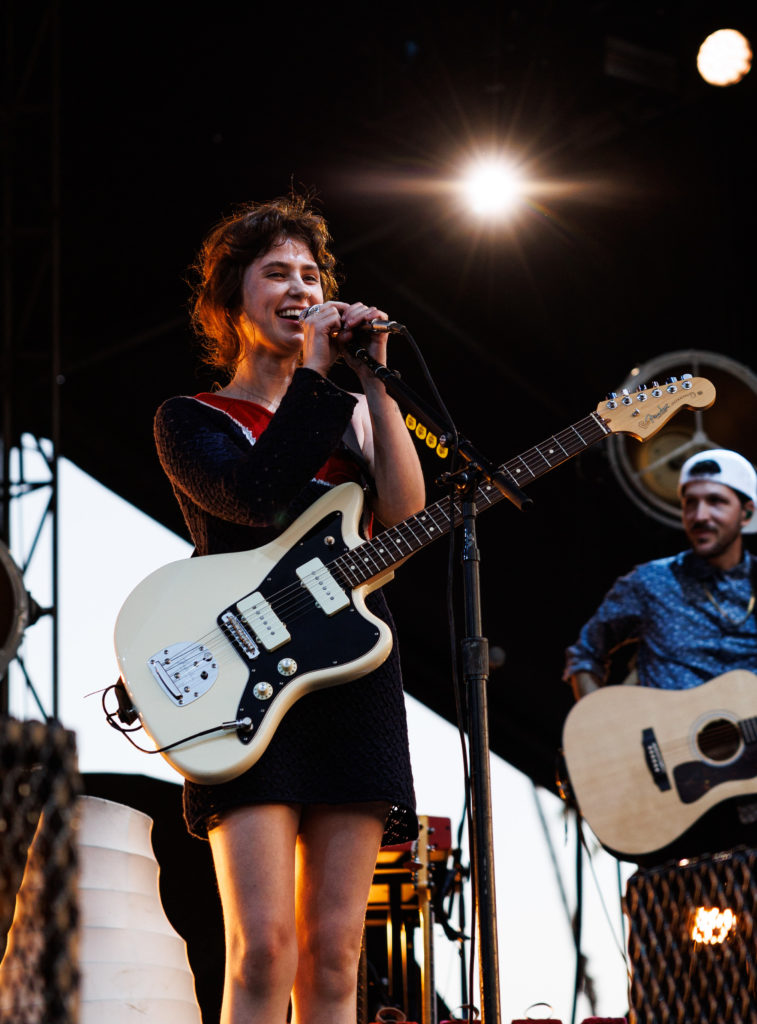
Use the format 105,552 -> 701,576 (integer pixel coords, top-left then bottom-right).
332,302 -> 426,526
338,303 -> 389,376
300,300 -> 389,380
299,300 -> 349,376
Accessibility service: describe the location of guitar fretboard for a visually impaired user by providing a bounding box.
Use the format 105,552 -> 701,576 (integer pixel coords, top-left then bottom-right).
332,411 -> 610,587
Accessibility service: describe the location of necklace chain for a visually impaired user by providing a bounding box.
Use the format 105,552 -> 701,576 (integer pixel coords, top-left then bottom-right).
703,585 -> 756,626
223,385 -> 280,410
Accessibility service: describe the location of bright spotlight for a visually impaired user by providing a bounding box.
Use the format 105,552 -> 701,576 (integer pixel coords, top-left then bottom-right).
463,160 -> 524,217
697,28 -> 752,86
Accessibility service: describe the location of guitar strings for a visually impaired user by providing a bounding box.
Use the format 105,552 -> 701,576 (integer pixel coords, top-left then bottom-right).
143,393 -> 699,678
634,722 -> 749,761
158,417 -> 609,677
162,484 -> 478,675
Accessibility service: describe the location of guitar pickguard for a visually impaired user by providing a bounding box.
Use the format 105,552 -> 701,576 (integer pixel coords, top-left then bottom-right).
219,511 -> 383,746
673,746 -> 757,804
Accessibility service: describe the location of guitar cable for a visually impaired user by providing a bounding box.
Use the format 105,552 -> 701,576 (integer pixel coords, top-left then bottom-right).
101,680 -> 252,756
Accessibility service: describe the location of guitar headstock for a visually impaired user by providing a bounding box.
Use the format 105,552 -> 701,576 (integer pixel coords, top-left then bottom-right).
595,375 -> 715,442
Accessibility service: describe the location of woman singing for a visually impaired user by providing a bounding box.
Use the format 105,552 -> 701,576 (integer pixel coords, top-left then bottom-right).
153,194 -> 426,1024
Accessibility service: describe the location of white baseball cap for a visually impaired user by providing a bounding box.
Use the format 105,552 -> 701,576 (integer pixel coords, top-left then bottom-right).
678,449 -> 757,532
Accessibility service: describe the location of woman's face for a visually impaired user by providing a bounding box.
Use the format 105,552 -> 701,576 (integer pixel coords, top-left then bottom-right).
239,236 -> 324,354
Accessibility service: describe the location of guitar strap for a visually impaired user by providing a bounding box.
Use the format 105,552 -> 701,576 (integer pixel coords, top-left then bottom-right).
341,422 -> 375,489
341,422 -> 377,536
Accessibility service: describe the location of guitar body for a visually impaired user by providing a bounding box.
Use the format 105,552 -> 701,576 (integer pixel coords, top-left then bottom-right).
562,670 -> 757,858
114,483 -> 393,784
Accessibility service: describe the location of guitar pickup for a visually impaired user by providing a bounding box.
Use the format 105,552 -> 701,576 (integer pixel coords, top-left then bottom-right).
236,593 -> 290,652
642,727 -> 671,792
296,558 -> 350,615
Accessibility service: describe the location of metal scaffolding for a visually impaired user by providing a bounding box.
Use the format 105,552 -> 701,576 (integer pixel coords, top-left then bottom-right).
1,0 -> 60,718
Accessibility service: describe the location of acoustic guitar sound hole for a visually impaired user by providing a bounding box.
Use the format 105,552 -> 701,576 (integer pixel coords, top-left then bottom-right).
697,718 -> 741,762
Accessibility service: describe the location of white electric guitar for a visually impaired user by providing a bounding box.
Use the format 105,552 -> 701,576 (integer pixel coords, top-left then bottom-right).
114,375 -> 715,784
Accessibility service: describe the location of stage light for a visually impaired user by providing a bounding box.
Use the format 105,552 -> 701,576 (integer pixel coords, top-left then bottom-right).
697,28 -> 752,86
462,159 -> 524,217
690,906 -> 737,945
627,848 -> 757,1021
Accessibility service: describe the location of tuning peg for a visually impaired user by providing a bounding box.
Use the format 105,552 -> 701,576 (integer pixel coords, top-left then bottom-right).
636,383 -> 647,391
606,392 -> 617,400
664,375 -> 678,384
681,372 -> 692,380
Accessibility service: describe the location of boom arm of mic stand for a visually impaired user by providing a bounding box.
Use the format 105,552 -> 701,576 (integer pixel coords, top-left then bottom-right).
346,341 -> 533,512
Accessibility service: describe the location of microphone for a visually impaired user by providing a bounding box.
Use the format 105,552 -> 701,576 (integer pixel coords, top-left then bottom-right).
359,319 -> 405,334
297,306 -> 405,334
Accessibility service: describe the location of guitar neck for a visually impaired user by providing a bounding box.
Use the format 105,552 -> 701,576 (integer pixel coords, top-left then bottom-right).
334,410 -> 610,587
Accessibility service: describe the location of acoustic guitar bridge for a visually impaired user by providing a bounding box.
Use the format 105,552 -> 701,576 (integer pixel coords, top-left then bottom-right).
642,727 -> 671,792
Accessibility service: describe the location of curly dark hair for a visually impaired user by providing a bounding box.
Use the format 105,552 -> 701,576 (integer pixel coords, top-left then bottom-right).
189,194 -> 340,376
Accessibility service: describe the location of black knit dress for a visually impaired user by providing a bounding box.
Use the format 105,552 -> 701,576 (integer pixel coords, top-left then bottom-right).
153,367 -> 417,845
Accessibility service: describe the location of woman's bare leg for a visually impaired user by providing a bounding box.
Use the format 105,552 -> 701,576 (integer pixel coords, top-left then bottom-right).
208,802 -> 302,1024
291,802 -> 389,1024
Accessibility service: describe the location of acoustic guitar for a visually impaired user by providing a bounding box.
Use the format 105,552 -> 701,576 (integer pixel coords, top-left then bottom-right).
562,669 -> 757,858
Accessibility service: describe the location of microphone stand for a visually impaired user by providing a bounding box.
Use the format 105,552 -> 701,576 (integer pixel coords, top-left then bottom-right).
346,338 -> 532,1024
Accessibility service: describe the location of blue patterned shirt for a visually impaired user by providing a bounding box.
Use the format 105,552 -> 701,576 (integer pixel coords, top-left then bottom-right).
563,550 -> 757,689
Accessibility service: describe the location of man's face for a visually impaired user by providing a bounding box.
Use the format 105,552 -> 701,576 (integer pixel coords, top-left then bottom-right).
680,480 -> 752,567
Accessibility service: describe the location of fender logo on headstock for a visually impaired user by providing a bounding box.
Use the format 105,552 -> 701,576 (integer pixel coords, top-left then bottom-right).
598,375 -> 715,442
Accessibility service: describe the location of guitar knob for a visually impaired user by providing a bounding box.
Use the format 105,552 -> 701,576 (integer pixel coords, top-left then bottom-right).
277,657 -> 298,677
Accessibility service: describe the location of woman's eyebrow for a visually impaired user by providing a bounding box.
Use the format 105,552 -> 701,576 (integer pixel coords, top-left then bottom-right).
259,258 -> 319,272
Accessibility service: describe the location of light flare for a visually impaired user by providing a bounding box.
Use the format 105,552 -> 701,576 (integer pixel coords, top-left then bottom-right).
690,906 -> 737,945
462,159 -> 525,217
697,29 -> 752,86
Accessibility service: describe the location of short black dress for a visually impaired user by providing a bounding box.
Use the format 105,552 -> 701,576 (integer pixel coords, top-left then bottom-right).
153,367 -> 417,845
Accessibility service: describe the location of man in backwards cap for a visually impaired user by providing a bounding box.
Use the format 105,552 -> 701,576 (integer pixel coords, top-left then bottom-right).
563,449 -> 757,855
565,448 -> 757,698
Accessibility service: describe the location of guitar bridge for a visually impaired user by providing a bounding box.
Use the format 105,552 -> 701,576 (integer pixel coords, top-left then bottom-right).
642,727 -> 671,792
148,641 -> 219,706
221,610 -> 261,660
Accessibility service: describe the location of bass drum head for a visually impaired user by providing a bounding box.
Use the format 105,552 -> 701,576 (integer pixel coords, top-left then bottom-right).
0,542 -> 29,678
606,350 -> 757,533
